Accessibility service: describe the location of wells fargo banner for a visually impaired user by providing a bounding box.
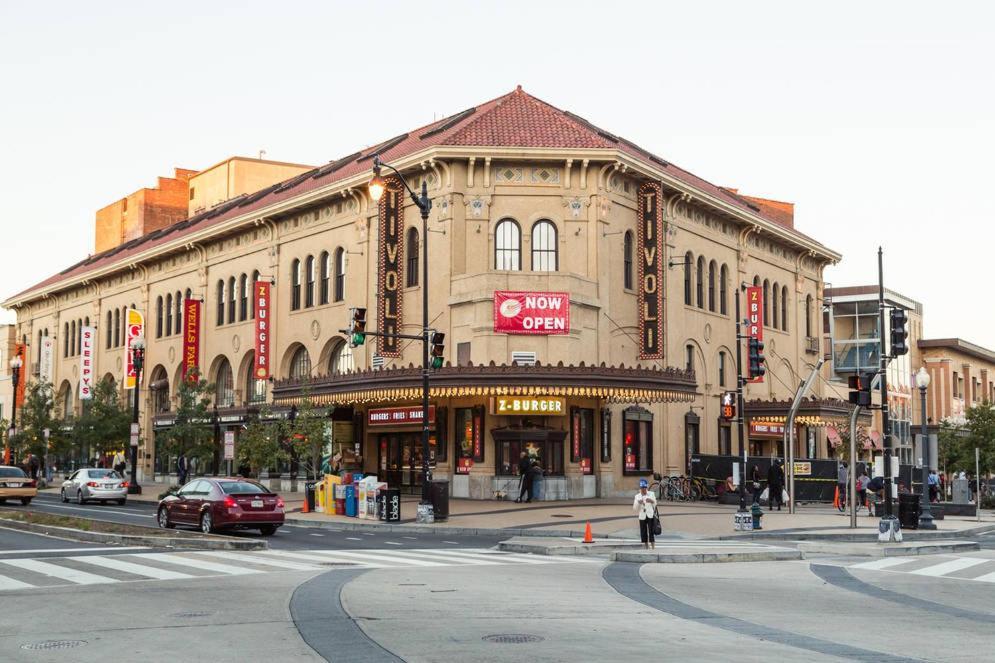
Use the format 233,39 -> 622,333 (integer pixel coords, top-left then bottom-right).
746,285 -> 764,383
78,327 -> 95,400
182,299 -> 201,381
125,309 -> 144,389
493,291 -> 569,335
638,181 -> 664,359
377,177 -> 405,357
253,281 -> 271,379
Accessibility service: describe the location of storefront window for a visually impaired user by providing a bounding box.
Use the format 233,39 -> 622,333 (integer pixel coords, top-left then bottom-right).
455,407 -> 484,472
718,419 -> 732,456
496,439 -> 564,477
600,408 -> 612,463
623,407 -> 653,474
571,408 -> 594,474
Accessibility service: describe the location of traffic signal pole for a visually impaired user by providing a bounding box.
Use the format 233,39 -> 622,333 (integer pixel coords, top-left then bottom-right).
878,247 -> 899,539
735,287 -> 748,514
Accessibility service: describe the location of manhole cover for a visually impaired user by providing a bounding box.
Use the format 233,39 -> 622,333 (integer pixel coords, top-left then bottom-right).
21,640 -> 87,651
483,634 -> 544,644
172,611 -> 214,618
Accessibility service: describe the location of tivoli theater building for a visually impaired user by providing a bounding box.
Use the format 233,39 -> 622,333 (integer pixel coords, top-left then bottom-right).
4,88 -> 846,499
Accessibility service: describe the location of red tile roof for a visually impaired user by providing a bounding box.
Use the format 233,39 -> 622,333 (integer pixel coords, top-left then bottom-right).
7,86 -> 832,303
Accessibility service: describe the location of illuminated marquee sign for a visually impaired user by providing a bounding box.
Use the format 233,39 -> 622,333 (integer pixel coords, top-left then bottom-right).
253,281 -> 271,379
368,405 -> 436,427
490,396 -> 566,416
638,181 -> 664,359
377,178 -> 405,357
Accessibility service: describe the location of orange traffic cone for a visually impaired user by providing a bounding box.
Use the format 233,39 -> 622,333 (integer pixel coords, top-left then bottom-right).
833,485 -> 839,509
582,522 -> 594,544
301,495 -> 310,514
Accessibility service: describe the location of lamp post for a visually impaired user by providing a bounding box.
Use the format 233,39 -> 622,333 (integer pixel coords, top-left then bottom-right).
6,356 -> 22,465
369,155 -> 434,510
128,334 -> 145,494
915,367 -> 936,529
43,427 -> 51,484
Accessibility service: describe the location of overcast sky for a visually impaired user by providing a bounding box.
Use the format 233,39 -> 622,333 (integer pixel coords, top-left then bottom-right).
2,1 -> 992,348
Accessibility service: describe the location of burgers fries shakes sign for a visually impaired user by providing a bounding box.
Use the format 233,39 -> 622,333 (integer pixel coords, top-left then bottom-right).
638,182 -> 664,359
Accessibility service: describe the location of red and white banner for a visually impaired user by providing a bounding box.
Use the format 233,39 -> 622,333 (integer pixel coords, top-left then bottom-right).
745,285 -> 764,383
182,299 -> 201,381
125,310 -> 144,389
254,281 -> 271,379
368,406 -> 436,427
493,291 -> 569,335
79,327 -> 95,400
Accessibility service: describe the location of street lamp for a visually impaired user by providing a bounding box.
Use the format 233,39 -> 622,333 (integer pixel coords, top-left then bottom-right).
43,427 -> 51,484
128,334 -> 145,494
915,367 -> 936,529
6,355 -> 22,465
368,155 -> 435,513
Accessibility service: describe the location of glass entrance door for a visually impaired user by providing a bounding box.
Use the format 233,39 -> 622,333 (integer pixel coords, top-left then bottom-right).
378,433 -> 437,494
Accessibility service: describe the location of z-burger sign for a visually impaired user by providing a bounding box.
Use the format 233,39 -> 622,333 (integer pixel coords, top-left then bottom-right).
494,291 -> 569,335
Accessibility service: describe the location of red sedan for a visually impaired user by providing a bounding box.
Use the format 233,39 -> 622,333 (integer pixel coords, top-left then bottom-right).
157,478 -> 285,536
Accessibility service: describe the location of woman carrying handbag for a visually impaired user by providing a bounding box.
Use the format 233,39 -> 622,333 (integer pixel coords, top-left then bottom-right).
633,478 -> 659,549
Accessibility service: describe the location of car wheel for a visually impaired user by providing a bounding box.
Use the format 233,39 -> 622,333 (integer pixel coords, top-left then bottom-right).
200,510 -> 214,534
61,489 -> 69,503
158,506 -> 174,529
0,498 -> 6,505
117,499 -> 126,506
77,490 -> 86,505
259,525 -> 277,536
21,497 -> 32,506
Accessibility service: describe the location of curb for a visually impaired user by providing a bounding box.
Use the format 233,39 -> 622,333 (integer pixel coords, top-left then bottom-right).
797,540 -> 980,557
0,518 -> 268,551
497,541 -> 644,556
611,549 -> 803,563
718,522 -> 995,543
284,516 -> 637,541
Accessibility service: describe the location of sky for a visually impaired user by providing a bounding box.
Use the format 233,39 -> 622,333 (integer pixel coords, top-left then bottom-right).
1,1 -> 993,347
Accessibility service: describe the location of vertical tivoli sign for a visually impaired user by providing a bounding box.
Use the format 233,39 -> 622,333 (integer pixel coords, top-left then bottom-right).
377,177 -> 405,357
638,181 -> 664,359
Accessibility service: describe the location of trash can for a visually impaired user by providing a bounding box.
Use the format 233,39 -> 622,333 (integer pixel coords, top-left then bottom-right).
898,493 -> 921,530
428,480 -> 449,521
304,480 -> 317,512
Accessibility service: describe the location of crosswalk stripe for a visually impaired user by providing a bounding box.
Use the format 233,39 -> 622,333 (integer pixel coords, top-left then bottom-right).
908,558 -> 989,577
138,553 -> 261,576
377,550 -> 505,566
0,574 -> 35,590
193,551 -> 321,571
850,557 -> 919,571
258,550 -> 370,566
0,558 -> 119,585
65,555 -> 194,581
298,549 -> 447,567
973,571 -> 995,583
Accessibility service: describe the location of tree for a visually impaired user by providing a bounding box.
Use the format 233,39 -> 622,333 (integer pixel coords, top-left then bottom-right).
16,381 -> 68,463
938,420 -> 970,476
286,393 -> 331,480
961,402 -> 995,479
237,408 -> 287,477
155,370 -> 215,471
74,379 -> 130,459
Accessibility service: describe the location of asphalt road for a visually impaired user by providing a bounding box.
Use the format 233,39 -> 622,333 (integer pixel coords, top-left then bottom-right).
17,492 -> 506,551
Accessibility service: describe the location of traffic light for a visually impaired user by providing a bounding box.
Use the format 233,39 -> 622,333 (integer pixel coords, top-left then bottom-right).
748,338 -> 766,379
430,331 -> 445,369
720,392 -> 736,421
890,308 -> 909,356
348,307 -> 367,347
848,372 -> 874,407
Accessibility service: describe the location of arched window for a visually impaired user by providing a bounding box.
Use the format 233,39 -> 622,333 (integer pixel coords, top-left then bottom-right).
289,346 -> 311,380
246,355 -> 267,404
494,219 -> 521,271
334,248 -> 345,302
772,282 -> 780,329
250,272 -> 260,318
720,264 -> 729,315
156,296 -> 163,338
623,231 -> 634,290
304,256 -> 315,308
165,293 -> 173,336
805,294 -> 813,337
227,277 -> 236,324
319,252 -> 330,304
531,220 -> 557,272
708,260 -> 717,312
406,227 -> 419,287
64,322 -> 69,357
185,288 -> 192,302
329,341 -> 354,375
215,358 -> 234,407
290,259 -> 301,310
781,285 -> 789,331
696,256 -> 705,309
37,329 -> 42,364
123,307 -> 130,346
150,366 -> 170,413
105,312 -> 112,349
113,310 -> 120,347
684,252 -> 693,305
174,291 -> 181,335
61,384 -> 73,419
762,280 -> 770,326
216,279 -> 225,326
77,318 -> 83,354
239,274 -> 248,321
70,321 -> 76,357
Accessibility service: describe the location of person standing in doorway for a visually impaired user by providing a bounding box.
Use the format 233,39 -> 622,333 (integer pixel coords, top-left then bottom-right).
633,478 -> 658,549
515,451 -> 532,503
176,452 -> 189,486
767,459 -> 785,511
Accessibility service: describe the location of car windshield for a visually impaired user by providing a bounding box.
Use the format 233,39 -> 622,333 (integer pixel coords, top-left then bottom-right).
0,467 -> 27,478
219,481 -> 268,495
88,470 -> 122,479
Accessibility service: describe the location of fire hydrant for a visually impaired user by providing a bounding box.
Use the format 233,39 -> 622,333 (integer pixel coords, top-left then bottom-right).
751,503 -> 763,530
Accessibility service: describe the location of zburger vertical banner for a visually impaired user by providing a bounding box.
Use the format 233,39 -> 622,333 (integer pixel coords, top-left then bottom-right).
182,299 -> 201,381
377,177 -> 404,357
746,285 -> 764,383
638,181 -> 664,359
254,281 -> 271,379
125,310 -> 144,389
79,327 -> 95,400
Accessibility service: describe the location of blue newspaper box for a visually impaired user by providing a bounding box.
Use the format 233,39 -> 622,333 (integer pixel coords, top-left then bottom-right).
344,484 -> 357,517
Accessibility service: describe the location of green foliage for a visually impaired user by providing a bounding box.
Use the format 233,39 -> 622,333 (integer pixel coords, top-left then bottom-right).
155,370 -> 215,467
237,408 -> 287,477
74,379 -> 131,457
938,402 -> 995,477
286,393 -> 331,479
12,381 -> 67,462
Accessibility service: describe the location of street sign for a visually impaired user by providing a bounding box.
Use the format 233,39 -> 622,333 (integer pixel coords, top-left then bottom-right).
130,422 -> 140,447
224,431 -> 235,461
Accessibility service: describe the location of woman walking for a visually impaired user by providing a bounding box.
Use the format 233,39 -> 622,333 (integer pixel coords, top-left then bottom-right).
767,459 -> 785,511
633,478 -> 658,549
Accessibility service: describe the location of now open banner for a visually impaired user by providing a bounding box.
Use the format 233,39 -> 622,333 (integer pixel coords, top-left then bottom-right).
493,291 -> 569,335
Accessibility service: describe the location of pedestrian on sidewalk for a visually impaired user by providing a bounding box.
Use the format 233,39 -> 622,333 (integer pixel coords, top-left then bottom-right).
113,450 -> 126,476
176,453 -> 189,486
515,451 -> 531,503
837,461 -> 848,504
751,465 -> 763,504
633,478 -> 657,549
857,469 -> 869,513
767,459 -> 785,510
928,470 -> 939,503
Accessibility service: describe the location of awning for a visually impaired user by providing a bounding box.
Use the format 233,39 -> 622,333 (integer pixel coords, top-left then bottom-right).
272,362 -> 698,406
746,396 -> 872,428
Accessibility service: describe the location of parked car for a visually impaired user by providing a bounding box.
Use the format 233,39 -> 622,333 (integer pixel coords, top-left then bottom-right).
0,466 -> 37,505
61,468 -> 129,505
156,478 -> 284,536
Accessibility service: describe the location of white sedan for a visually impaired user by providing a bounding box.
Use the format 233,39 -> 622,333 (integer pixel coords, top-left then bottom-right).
61,469 -> 129,505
